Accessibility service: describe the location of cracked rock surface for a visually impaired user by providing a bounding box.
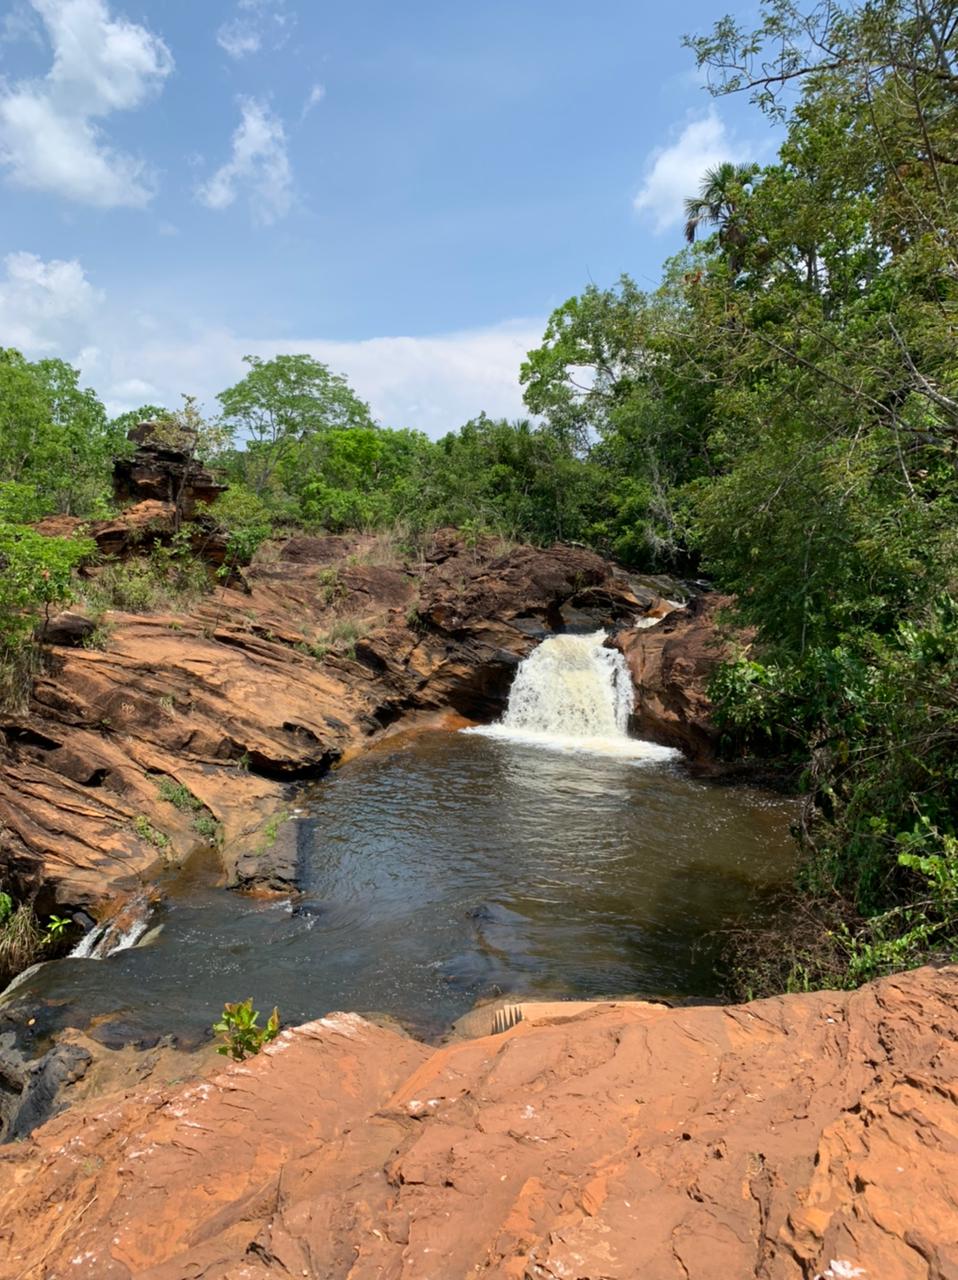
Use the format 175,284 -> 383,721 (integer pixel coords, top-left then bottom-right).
1,966 -> 955,1279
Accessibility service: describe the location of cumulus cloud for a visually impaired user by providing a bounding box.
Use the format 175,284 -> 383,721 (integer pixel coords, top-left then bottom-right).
0,0 -> 172,207
1,248 -> 537,436
197,97 -> 293,225
95,319 -> 540,435
216,0 -> 293,61
0,250 -> 103,353
633,109 -> 748,233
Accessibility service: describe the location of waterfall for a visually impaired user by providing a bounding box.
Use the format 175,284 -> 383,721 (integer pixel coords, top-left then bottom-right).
69,894 -> 152,960
467,631 -> 679,762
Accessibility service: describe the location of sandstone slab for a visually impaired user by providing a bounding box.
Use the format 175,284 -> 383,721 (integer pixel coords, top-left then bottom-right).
0,966 -> 954,1278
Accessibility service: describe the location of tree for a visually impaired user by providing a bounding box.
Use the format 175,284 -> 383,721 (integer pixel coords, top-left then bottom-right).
683,161 -> 760,269
0,521 -> 93,707
0,351 -> 120,517
218,355 -> 377,496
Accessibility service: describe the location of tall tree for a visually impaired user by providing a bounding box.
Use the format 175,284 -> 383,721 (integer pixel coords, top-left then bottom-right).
683,161 -> 760,269
218,354 -> 376,496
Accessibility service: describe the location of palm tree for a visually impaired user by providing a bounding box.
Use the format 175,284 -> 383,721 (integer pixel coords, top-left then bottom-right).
683,162 -> 760,267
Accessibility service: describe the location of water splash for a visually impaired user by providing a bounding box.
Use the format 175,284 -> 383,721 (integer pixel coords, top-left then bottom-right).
467,631 -> 680,762
70,895 -> 152,960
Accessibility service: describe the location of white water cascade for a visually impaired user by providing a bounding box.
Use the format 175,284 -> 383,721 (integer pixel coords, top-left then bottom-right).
69,894 -> 153,960
468,630 -> 680,762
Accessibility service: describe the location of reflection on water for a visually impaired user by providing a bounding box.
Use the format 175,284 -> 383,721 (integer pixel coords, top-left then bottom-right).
7,732 -> 796,1041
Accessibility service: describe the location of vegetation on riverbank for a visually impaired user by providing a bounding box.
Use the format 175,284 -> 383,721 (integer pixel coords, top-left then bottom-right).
0,0 -> 954,994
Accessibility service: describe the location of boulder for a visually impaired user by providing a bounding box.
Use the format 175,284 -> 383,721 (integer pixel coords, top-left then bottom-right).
612,592 -> 735,761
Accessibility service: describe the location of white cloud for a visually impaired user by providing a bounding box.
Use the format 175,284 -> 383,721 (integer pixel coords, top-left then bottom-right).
301,82 -> 324,120
0,0 -> 172,207
96,319 -> 542,435
216,22 -> 260,59
197,97 -> 293,225
216,0 -> 293,61
633,109 -> 748,233
1,249 -> 539,436
0,250 -> 103,353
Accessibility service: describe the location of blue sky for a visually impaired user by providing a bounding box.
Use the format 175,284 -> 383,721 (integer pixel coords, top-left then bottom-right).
0,0 -> 774,434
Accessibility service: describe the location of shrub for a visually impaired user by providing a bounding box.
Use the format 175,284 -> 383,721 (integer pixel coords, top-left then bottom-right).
156,778 -> 202,812
0,522 -> 93,709
212,998 -> 280,1060
210,485 -> 273,565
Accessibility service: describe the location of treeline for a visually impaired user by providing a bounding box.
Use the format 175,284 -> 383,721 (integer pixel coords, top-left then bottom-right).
2,0 -> 956,992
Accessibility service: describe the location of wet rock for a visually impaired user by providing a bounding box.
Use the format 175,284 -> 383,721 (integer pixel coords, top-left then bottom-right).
233,820 -> 301,894
611,592 -> 736,761
0,1036 -> 91,1143
86,1022 -> 163,1052
0,967 -> 955,1277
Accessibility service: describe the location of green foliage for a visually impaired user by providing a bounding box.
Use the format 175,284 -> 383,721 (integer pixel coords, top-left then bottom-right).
157,779 -> 202,811
218,354 -> 376,497
83,532 -> 212,615
44,914 -> 72,943
298,426 -> 428,531
193,813 -> 223,846
132,815 -> 169,850
210,484 -> 273,564
0,350 -> 124,517
0,892 -> 12,924
0,901 -> 44,984
213,997 -> 280,1060
0,521 -> 93,707
154,780 -> 220,844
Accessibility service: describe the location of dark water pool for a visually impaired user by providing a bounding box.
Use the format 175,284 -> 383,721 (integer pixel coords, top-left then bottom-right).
6,731 -> 796,1042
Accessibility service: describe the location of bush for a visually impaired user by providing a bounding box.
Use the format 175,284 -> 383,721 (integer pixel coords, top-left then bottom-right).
212,998 -> 280,1060
210,485 -> 273,565
714,596 -> 958,990
0,901 -> 45,987
0,522 -> 94,709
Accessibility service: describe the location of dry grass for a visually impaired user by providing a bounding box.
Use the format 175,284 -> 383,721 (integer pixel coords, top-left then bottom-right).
0,903 -> 45,986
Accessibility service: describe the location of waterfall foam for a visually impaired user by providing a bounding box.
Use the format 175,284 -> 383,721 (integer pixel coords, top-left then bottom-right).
467,630 -> 680,762
69,895 -> 152,960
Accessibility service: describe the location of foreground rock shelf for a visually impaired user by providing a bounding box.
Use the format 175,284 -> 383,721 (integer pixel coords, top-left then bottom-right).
1,965 -> 955,1278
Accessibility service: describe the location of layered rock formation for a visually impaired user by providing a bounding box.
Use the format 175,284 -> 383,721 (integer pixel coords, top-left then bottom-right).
0,964 -> 954,1279
0,525 -> 719,915
612,592 -> 735,761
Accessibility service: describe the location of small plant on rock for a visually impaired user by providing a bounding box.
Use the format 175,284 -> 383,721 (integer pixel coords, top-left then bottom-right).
44,914 -> 72,944
213,997 -> 280,1061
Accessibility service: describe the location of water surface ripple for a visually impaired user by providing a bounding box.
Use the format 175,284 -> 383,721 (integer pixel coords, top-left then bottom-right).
11,732 -> 795,1041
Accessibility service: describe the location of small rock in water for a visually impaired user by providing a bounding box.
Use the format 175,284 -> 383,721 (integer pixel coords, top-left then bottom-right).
291,899 -> 326,920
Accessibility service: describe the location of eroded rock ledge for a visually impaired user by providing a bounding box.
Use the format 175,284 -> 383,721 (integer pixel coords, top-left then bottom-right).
0,528 -> 725,914
0,964 -> 954,1279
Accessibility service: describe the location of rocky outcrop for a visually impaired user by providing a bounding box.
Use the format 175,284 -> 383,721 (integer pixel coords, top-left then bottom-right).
612,592 -> 735,762
0,964 -> 954,1279
0,532 -> 662,911
113,422 -> 226,517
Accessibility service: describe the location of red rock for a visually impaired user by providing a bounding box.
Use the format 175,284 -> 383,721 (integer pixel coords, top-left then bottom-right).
0,966 -> 955,1278
612,593 -> 736,761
